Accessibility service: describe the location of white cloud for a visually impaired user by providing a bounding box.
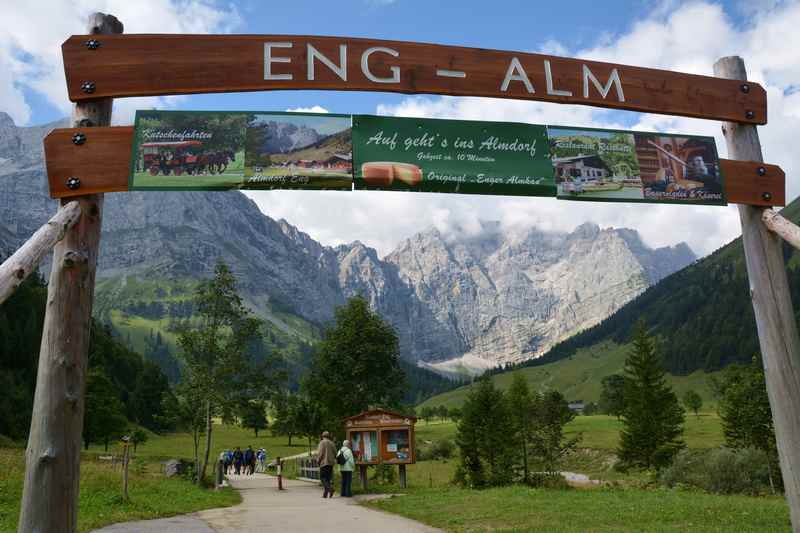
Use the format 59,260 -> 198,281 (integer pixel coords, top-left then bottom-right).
286,105 -> 330,113
248,1 -> 799,259
0,0 -> 241,126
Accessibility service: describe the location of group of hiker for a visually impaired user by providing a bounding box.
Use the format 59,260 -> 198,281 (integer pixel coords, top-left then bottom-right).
316,430 -> 355,498
217,432 -> 355,497
220,446 -> 267,475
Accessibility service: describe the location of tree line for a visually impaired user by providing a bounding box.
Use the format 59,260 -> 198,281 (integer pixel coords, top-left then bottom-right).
0,273 -> 174,444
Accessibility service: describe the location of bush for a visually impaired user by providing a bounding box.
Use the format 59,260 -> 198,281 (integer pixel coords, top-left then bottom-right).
659,448 -> 772,495
371,463 -> 396,484
418,439 -> 455,461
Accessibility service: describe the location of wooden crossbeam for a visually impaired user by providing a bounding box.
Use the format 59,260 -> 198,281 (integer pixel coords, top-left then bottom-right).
43,126 -> 786,206
61,34 -> 767,125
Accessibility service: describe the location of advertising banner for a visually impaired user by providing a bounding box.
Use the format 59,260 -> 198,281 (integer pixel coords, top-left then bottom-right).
353,115 -> 555,197
549,126 -> 725,205
128,110 -> 725,205
129,110 -> 353,191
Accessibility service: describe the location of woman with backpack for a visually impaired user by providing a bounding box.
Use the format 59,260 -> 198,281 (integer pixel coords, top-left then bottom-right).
337,440 -> 355,497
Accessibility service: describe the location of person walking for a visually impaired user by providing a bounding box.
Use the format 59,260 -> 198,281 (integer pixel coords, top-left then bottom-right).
244,446 -> 255,475
233,446 -> 244,475
225,449 -> 234,475
316,431 -> 337,498
257,448 -> 267,473
337,440 -> 355,497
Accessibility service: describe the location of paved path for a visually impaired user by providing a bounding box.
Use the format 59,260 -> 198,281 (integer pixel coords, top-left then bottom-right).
93,474 -> 440,533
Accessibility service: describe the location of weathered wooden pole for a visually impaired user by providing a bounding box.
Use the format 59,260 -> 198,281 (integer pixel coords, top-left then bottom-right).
0,201 -> 81,305
715,56 -> 800,532
17,13 -> 122,533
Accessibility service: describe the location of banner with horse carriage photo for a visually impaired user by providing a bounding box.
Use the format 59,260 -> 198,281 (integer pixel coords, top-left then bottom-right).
128,111 -> 725,205
129,110 -> 353,191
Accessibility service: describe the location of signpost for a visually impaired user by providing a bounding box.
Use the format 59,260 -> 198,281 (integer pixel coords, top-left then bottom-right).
60,34 -> 766,124
2,16 -> 798,533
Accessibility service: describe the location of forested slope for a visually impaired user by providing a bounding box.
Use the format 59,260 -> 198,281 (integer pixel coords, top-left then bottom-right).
510,199 -> 800,376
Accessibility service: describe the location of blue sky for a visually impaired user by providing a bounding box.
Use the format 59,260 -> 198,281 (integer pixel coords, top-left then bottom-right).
22,0 -> 758,126
3,0 -> 799,257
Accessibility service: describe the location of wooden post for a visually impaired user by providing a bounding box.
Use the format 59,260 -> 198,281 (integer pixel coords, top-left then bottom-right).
0,201 -> 81,305
121,439 -> 130,501
359,464 -> 368,491
715,56 -> 800,532
17,13 -> 122,533
399,464 -> 407,489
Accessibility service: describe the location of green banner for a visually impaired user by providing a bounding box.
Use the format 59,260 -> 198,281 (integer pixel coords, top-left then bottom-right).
353,115 -> 555,197
128,110 -> 725,206
549,126 -> 725,205
129,110 -> 353,191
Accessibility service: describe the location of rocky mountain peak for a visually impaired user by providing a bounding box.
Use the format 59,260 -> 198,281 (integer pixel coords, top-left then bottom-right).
0,113 -> 697,376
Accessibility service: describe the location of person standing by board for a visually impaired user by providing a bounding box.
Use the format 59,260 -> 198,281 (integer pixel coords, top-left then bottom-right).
316,431 -> 337,498
337,440 -> 355,497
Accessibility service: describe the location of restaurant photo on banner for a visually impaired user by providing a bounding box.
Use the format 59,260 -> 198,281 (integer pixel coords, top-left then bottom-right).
549,126 -> 725,205
353,115 -> 556,197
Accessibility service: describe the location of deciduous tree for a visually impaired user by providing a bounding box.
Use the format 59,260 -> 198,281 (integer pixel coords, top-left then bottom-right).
178,260 -> 262,485
304,296 -> 405,433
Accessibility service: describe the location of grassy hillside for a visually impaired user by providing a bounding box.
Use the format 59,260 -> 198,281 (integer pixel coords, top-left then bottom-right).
93,274 -> 320,383
420,341 -> 720,410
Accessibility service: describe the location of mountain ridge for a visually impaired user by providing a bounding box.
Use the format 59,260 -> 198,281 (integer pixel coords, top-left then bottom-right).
0,113 -> 694,373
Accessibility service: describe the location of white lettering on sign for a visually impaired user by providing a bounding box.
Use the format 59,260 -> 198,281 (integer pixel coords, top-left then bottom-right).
264,42 -> 293,80
582,65 -> 625,102
261,41 -> 628,105
307,44 -> 347,81
500,57 -> 535,93
544,59 -> 572,97
361,47 -> 401,83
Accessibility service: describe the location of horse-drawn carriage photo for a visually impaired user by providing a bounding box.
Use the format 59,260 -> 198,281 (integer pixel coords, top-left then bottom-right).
131,111 -> 247,189
139,140 -> 236,177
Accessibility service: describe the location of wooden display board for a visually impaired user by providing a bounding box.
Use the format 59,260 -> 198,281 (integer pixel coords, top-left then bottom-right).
344,409 -> 416,465
62,34 -> 766,124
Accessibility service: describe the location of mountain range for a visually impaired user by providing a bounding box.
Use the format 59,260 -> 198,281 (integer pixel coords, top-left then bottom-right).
0,113 -> 695,375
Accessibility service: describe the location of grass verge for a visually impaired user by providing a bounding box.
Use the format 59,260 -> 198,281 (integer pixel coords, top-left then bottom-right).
0,449 -> 240,533
367,485 -> 791,532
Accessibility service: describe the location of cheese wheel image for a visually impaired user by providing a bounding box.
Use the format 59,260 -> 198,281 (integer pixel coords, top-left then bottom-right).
361,162 -> 394,186
392,163 -> 423,186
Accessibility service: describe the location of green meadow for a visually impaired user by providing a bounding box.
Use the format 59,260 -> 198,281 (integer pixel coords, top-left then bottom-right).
420,341 -> 722,410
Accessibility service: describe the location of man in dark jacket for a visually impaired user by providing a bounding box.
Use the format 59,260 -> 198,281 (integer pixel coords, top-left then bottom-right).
316,431 -> 337,498
244,446 -> 255,475
233,447 -> 244,475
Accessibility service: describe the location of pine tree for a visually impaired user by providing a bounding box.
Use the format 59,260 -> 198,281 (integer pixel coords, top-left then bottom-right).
618,322 -> 685,469
455,377 -> 515,488
507,373 -> 535,483
717,357 -> 781,490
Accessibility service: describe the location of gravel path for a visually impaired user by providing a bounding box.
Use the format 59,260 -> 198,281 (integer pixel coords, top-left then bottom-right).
92,473 -> 440,533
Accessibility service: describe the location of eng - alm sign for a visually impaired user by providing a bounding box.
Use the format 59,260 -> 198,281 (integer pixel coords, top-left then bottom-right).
62,35 -> 766,124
